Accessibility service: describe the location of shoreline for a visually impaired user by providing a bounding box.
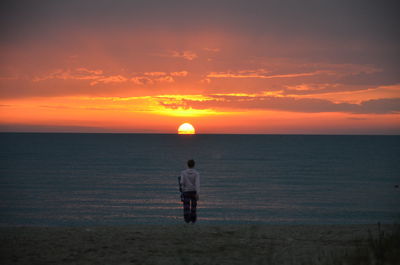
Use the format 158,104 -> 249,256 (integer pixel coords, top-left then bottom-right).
1,224 -> 397,264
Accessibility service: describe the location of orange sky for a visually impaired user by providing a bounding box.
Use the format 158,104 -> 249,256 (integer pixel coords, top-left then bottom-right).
1,1 -> 399,134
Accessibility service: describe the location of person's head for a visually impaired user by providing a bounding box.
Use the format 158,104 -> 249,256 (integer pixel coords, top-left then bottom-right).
187,159 -> 195,168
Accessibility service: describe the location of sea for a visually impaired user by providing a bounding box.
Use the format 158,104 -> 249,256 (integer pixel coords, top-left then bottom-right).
0,133 -> 399,226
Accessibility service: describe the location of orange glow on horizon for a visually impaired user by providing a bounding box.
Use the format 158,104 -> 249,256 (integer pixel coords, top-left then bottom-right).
0,94 -> 399,134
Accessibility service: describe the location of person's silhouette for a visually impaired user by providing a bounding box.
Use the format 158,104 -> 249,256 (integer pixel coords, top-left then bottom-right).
180,159 -> 200,223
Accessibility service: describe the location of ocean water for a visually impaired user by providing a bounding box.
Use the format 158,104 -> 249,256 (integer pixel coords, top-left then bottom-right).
0,133 -> 399,226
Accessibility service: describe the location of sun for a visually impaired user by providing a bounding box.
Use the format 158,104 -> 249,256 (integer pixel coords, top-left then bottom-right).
178,123 -> 196,134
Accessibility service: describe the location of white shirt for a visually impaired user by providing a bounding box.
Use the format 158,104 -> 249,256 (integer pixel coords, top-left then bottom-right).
180,168 -> 200,193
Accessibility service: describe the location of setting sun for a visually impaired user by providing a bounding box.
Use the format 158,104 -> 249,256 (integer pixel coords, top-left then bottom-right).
178,123 -> 196,134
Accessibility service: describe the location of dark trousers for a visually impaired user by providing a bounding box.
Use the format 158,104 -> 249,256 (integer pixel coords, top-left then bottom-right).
182,191 -> 197,223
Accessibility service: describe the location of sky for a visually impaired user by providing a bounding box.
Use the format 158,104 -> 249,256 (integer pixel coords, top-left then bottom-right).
1,0 -> 399,134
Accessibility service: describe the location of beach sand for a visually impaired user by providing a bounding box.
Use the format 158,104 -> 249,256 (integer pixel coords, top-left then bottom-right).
0,224 -> 396,265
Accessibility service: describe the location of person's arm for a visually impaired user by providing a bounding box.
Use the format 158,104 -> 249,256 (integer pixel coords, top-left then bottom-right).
180,172 -> 184,188
178,176 -> 182,192
195,172 -> 200,200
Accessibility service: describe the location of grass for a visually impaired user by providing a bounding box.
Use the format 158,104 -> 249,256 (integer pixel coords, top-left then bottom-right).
312,223 -> 400,265
366,222 -> 400,265
173,223 -> 400,265
1,224 -> 399,265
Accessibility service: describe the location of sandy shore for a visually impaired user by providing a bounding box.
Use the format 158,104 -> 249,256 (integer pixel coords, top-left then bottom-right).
0,224 -> 396,265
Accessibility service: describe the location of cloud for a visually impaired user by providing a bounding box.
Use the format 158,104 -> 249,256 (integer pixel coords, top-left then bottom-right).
144,72 -> 167,76
152,50 -> 198,60
129,74 -> 176,84
283,82 -> 400,102
33,68 -> 103,82
32,68 -> 131,86
207,69 -> 327,79
170,71 -> 188,77
201,78 -> 211,84
207,69 -> 269,78
31,68 -> 189,87
131,77 -> 154,85
155,76 -> 174,83
158,94 -> 400,114
207,63 -> 382,81
283,83 -> 354,96
75,68 -> 103,75
171,50 -> 198,60
359,98 -> 400,114
90,75 -> 128,86
202,62 -> 387,96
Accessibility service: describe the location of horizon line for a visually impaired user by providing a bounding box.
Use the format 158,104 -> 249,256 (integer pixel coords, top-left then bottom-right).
1,131 -> 399,136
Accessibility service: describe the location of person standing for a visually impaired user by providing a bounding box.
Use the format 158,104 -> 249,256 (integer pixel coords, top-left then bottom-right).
180,159 -> 200,223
